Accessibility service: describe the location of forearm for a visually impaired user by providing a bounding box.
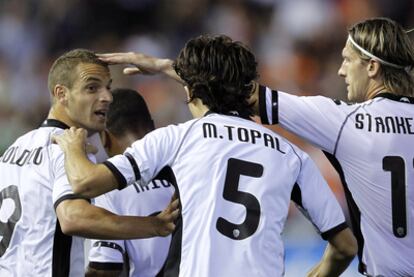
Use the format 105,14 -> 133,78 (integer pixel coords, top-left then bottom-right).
308,244 -> 353,277
64,147 -> 118,198
308,228 -> 357,277
57,199 -> 160,240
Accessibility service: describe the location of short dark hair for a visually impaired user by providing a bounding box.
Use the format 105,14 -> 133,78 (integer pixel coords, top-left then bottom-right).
48,49 -> 108,94
106,88 -> 154,138
173,35 -> 258,117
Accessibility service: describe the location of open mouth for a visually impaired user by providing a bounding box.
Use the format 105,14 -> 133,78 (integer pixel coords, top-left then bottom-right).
94,110 -> 107,119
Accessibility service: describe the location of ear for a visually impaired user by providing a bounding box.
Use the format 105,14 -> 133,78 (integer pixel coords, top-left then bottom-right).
367,59 -> 381,78
53,84 -> 69,105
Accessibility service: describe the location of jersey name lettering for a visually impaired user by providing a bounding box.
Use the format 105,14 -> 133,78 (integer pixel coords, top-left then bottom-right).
355,113 -> 414,134
133,180 -> 171,194
202,122 -> 285,154
0,146 -> 43,166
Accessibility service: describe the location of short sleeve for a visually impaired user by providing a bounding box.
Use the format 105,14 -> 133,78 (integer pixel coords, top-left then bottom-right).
291,151 -> 347,240
104,125 -> 182,188
259,86 -> 357,153
51,144 -> 96,208
88,239 -> 125,270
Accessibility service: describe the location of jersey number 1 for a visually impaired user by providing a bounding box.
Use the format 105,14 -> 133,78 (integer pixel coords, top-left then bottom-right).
0,185 -> 22,257
383,156 -> 411,238
216,158 -> 263,240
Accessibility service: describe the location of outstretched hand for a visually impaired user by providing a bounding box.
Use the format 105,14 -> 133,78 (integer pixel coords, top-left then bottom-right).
97,52 -> 184,84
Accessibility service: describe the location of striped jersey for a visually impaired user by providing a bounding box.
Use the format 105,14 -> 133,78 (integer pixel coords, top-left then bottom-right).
103,112 -> 347,277
259,86 -> 414,276
88,178 -> 174,277
0,119 -> 99,276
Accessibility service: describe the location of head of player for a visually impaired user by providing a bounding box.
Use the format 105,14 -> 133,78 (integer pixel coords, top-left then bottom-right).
173,35 -> 258,118
103,88 -> 155,156
338,17 -> 414,102
47,49 -> 113,133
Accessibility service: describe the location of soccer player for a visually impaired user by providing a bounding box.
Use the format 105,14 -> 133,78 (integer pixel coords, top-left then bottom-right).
86,89 -> 174,277
54,35 -> 357,277
97,18 -> 414,276
0,49 -> 178,276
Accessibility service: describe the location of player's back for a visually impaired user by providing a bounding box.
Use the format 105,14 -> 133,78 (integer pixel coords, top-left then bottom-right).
336,95 -> 414,275
160,113 -> 335,277
0,124 -> 84,276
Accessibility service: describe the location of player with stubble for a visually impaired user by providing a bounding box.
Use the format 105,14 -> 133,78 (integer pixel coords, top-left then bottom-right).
0,49 -> 178,276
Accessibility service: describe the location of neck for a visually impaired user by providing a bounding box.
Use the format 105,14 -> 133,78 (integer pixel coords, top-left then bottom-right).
189,99 -> 210,118
366,81 -> 387,100
48,105 -> 75,128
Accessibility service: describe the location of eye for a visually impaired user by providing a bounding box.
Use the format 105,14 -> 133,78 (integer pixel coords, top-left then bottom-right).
86,84 -> 98,92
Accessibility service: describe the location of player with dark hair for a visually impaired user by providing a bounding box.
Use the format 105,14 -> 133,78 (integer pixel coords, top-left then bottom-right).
54,35 -> 357,277
95,18 -> 414,276
86,88 -> 173,277
0,49 -> 178,276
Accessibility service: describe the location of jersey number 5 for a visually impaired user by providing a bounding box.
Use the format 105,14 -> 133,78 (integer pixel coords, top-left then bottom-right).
383,156 -> 412,238
216,158 -> 263,240
0,185 -> 22,257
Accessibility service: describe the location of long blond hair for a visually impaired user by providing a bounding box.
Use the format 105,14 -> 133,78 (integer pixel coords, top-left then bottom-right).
349,17 -> 414,96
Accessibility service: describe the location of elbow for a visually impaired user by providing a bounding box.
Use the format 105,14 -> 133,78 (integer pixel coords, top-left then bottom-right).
59,211 -> 82,236
56,200 -> 88,236
69,175 -> 95,198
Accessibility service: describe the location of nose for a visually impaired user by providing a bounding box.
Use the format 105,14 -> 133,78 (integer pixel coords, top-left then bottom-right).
101,87 -> 113,103
338,62 -> 346,78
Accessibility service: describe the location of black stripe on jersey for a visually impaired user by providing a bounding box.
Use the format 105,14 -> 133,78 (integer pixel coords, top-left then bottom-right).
374,92 -> 414,104
125,152 -> 141,181
321,222 -> 348,240
155,167 -> 182,277
103,161 -> 127,190
52,219 -> 72,277
92,241 -> 124,255
53,194 -> 90,210
324,152 -> 367,275
88,262 -> 124,271
40,119 -> 70,129
271,89 -> 278,124
290,183 -> 302,207
258,85 -> 269,124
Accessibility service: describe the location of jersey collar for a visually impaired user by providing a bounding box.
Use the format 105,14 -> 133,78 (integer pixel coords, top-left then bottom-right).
40,119 -> 70,129
373,92 -> 414,104
204,110 -> 253,120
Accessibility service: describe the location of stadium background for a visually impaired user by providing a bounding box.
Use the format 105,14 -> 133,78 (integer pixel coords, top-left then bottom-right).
0,0 -> 413,275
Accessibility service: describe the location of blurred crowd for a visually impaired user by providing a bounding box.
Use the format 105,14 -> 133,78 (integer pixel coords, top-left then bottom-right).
0,0 -> 413,212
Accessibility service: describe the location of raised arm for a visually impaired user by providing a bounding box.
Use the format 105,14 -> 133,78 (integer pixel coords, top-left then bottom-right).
97,52 -> 184,84
52,127 -> 119,198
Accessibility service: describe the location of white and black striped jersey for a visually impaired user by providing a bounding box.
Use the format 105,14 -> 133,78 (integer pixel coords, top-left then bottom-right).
88,178 -> 174,277
0,119 -> 98,277
103,112 -> 347,277
259,86 -> 414,276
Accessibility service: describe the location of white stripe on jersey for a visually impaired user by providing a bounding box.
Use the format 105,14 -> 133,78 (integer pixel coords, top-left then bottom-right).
105,113 -> 346,277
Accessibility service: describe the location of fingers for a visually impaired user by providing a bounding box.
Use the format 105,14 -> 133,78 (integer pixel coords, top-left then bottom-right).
123,67 -> 142,75
96,52 -> 135,65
